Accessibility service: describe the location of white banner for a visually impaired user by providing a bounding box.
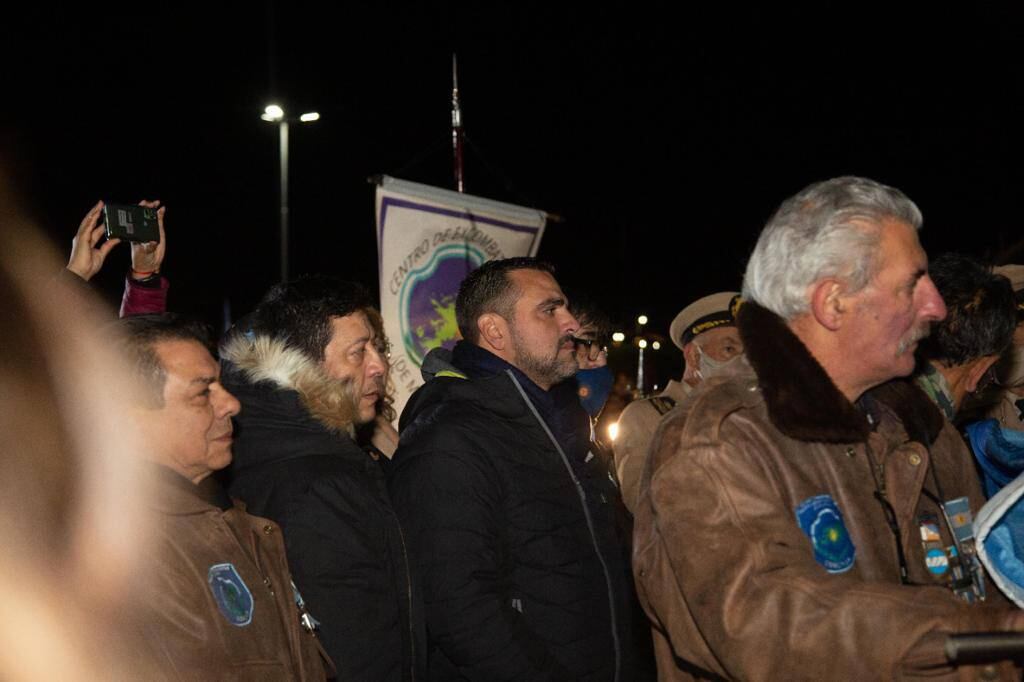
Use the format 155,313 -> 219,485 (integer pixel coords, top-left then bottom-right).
375,176 -> 547,421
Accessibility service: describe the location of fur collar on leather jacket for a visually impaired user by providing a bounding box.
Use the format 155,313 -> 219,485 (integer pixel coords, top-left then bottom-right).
220,333 -> 359,437
737,300 -> 943,446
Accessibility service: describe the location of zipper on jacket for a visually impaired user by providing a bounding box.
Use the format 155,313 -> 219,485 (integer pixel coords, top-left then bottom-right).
393,514 -> 417,682
507,370 -> 622,682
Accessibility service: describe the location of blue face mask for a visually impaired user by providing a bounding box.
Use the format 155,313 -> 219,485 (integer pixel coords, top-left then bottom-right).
576,366 -> 614,418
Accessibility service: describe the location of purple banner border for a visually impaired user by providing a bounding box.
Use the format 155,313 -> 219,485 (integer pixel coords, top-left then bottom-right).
377,196 -> 544,274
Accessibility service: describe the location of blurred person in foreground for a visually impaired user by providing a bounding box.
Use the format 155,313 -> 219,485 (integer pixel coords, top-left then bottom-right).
634,176 -> 1024,680
115,313 -> 327,680
613,291 -> 744,513
0,185 -> 155,679
220,276 -> 424,681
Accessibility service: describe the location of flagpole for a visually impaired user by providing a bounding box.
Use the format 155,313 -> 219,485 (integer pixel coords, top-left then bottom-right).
451,54 -> 465,193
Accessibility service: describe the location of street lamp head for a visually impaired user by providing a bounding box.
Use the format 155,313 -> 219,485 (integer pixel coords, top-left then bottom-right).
299,112 -> 320,123
638,339 -> 648,349
262,104 -> 285,122
652,341 -> 661,350
637,314 -> 648,325
612,332 -> 626,343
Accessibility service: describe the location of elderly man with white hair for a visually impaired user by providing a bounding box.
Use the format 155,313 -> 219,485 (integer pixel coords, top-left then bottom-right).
633,176 -> 1024,680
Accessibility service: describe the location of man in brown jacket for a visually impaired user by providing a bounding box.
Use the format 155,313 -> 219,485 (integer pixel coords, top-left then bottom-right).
614,291 -> 743,513
634,176 -> 1024,680
118,314 -> 326,680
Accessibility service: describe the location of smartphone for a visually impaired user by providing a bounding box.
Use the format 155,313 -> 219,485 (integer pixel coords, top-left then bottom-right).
103,203 -> 160,243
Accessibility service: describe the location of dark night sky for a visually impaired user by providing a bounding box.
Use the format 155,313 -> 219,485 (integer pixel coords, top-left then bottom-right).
4,5 -> 1024,384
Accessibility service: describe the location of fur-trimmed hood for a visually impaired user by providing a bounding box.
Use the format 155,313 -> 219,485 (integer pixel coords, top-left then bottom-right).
221,333 -> 359,436
738,300 -> 944,445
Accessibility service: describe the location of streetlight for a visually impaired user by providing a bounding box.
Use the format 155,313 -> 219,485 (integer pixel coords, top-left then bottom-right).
261,103 -> 320,283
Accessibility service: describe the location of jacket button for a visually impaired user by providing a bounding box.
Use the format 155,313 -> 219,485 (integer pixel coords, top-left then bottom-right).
844,447 -> 856,458
263,524 -> 274,535
908,453 -> 922,466
980,664 -> 999,681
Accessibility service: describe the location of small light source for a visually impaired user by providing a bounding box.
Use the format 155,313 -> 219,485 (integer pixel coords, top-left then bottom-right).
299,112 -> 320,122
637,314 -> 649,325
652,341 -> 661,350
262,104 -> 285,121
612,332 -> 626,343
638,339 -> 648,349
608,421 -> 619,442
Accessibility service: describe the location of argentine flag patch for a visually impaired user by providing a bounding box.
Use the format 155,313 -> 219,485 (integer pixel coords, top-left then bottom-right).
795,494 -> 856,573
208,563 -> 254,626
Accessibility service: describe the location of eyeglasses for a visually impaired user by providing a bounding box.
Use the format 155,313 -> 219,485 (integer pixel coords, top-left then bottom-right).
372,337 -> 393,360
569,335 -> 606,360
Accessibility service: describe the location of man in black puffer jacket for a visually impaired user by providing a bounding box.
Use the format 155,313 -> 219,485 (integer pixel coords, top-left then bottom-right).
389,258 -> 633,681
220,277 -> 425,682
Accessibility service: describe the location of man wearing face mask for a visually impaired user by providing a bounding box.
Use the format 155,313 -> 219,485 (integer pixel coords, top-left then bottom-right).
962,264 -> 1024,497
612,292 -> 744,514
982,265 -> 1024,431
569,295 -> 615,422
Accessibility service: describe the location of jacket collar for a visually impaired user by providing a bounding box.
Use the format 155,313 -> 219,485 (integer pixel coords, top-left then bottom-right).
451,341 -> 554,412
738,301 -> 943,445
220,333 -> 358,437
150,465 -> 233,515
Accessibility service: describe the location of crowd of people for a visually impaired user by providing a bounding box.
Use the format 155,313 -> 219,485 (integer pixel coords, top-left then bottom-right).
6,175 -> 1024,680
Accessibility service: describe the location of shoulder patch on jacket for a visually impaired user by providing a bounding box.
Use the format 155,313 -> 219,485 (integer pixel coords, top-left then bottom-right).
208,563 -> 254,626
795,494 -> 856,574
649,396 -> 677,416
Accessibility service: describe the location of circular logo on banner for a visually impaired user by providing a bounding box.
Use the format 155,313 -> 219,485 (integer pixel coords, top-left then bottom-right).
399,244 -> 485,365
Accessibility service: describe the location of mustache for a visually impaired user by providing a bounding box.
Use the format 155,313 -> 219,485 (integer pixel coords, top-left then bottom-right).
897,324 -> 932,355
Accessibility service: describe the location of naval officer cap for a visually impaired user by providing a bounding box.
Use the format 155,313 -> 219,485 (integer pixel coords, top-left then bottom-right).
669,291 -> 742,351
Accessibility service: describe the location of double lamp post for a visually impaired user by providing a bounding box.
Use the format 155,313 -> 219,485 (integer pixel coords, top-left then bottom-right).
261,104 -> 319,283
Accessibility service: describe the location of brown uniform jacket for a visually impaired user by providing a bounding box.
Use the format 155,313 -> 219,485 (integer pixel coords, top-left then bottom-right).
615,379 -> 692,514
633,301 -> 1022,681
141,467 -> 326,681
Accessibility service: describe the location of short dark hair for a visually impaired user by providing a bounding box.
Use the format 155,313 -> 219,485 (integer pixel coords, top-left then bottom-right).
455,257 -> 555,343
918,253 -> 1016,367
568,293 -> 612,347
112,314 -> 214,408
249,275 -> 375,361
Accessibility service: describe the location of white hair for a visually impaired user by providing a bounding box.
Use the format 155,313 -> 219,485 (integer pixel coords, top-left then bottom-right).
742,176 -> 923,319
